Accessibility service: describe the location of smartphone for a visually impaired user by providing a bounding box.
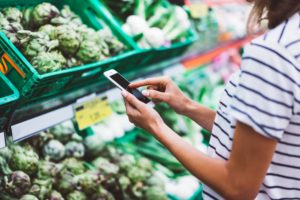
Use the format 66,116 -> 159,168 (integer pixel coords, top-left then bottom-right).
104,69 -> 154,106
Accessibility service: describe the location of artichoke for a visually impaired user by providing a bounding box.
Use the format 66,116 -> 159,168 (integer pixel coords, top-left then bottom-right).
92,186 -> 115,200
43,139 -> 66,161
118,175 -> 131,191
145,187 -> 168,200
0,146 -> 13,162
83,134 -> 106,158
32,51 -> 66,74
131,182 -> 144,198
66,57 -> 82,68
98,29 -> 125,55
31,3 -> 60,27
91,157 -> 119,176
37,161 -> 62,180
29,179 -> 53,200
61,158 -> 86,175
76,40 -> 103,63
4,170 -> 31,197
136,157 -> 152,171
54,25 -> 81,55
22,7 -> 33,29
2,7 -> 23,22
118,154 -> 136,172
48,190 -> 64,200
10,146 -> 39,176
21,31 -> 59,60
127,166 -> 150,183
20,194 -> 39,200
56,172 -> 78,194
0,192 -> 18,200
50,6 -> 82,26
67,191 -> 87,200
146,175 -> 165,189
76,171 -> 101,194
65,141 -> 85,158
38,24 -> 56,39
49,121 -> 76,143
0,156 -> 12,175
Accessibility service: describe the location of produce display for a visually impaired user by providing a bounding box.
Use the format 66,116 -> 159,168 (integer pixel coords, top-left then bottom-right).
101,0 -> 192,49
0,3 -> 126,74
0,121 -> 168,200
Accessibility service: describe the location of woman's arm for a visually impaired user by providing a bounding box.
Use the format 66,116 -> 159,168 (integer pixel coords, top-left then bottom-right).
122,91 -> 277,200
181,100 -> 216,132
156,121 -> 277,200
130,77 -> 216,132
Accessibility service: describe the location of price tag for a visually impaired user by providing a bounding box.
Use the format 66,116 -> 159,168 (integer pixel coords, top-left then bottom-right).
189,3 -> 208,18
74,96 -> 112,130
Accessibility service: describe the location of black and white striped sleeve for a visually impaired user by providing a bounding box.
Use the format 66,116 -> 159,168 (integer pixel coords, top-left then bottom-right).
230,40 -> 299,140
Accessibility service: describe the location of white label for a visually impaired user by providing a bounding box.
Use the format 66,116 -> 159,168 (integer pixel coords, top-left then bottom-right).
0,132 -> 5,148
11,105 -> 74,142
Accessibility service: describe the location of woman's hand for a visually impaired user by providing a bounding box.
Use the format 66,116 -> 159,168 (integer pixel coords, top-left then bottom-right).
130,76 -> 191,115
122,90 -> 165,135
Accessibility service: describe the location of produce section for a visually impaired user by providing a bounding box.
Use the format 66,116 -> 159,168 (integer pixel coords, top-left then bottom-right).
0,0 -> 251,199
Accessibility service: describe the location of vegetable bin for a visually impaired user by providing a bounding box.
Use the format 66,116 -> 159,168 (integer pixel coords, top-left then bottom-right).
95,0 -> 198,65
0,0 -> 147,104
0,73 -> 19,131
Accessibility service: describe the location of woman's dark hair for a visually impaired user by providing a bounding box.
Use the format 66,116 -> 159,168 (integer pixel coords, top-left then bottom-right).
248,0 -> 300,33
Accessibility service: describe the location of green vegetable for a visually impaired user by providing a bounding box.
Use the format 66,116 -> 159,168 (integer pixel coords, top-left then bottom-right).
2,7 -> 23,23
76,171 -> 101,194
131,181 -> 144,198
48,190 -> 64,200
43,139 -> 66,161
37,161 -> 61,180
49,121 -> 76,143
54,25 -> 81,55
118,154 -> 136,172
67,191 -> 87,200
57,172 -> 78,194
146,175 -> 165,189
31,3 -> 60,27
29,179 -> 52,200
4,170 -> 31,197
76,40 -> 103,63
91,157 -> 119,176
0,156 -> 12,175
83,134 -> 106,158
65,141 -> 85,158
127,166 -> 149,183
61,158 -> 86,175
136,157 -> 152,171
20,194 -> 39,200
145,186 -> 168,200
10,146 -> 39,176
98,29 -> 125,56
0,147 -> 12,162
118,175 -> 131,191
91,186 -> 115,200
38,24 -> 56,39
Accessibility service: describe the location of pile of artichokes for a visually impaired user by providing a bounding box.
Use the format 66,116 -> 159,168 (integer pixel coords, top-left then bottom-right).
0,3 -> 126,74
0,121 -> 168,200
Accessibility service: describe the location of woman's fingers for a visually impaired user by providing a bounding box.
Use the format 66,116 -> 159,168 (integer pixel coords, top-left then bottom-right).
142,89 -> 170,102
122,90 -> 144,111
129,77 -> 169,88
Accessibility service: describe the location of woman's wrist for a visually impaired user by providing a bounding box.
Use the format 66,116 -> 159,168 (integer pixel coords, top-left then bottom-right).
179,98 -> 198,116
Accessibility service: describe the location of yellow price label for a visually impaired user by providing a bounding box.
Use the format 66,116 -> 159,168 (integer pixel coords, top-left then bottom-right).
74,96 -> 112,130
189,3 -> 208,19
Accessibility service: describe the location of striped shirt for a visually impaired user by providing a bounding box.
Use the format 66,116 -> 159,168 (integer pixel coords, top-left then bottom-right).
203,12 -> 300,200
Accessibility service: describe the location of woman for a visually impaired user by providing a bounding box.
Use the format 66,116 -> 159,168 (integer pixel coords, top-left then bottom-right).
122,0 -> 300,199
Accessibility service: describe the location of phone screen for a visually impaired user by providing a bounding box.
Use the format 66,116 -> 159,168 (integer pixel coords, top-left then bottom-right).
110,73 -> 151,104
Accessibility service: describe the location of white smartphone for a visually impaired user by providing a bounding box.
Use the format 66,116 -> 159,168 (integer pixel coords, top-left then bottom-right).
104,69 -> 154,106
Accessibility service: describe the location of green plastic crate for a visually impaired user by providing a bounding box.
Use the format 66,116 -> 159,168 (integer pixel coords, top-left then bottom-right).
0,73 -> 19,131
96,0 -> 198,65
0,0 -> 145,103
